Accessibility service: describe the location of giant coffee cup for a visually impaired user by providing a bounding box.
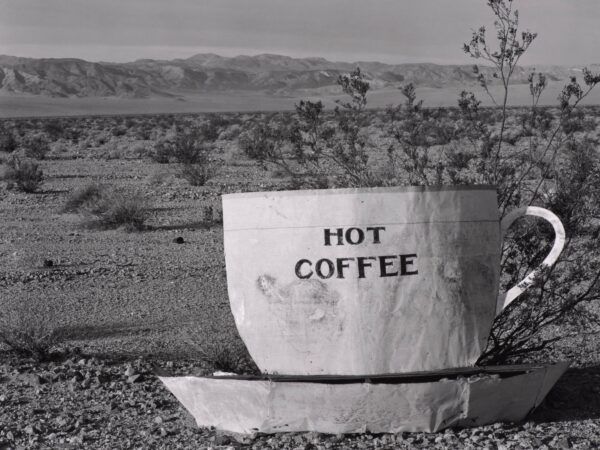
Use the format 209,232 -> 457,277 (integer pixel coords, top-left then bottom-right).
222,186 -> 565,375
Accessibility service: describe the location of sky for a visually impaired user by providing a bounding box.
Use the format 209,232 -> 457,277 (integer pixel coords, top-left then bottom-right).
0,0 -> 598,66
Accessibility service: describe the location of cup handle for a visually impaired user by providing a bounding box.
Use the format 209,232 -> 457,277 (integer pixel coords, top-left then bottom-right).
496,206 -> 566,315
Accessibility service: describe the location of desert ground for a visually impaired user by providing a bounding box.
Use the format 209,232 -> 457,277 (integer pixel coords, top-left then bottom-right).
1,110 -> 600,449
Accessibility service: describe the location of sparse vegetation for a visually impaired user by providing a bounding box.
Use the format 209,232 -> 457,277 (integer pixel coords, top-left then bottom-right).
62,182 -> 106,213
183,327 -> 259,374
237,0 -> 600,365
2,155 -> 44,192
201,204 -> 223,226
96,190 -> 150,231
171,128 -> 218,186
0,128 -> 18,153
64,183 -> 151,231
23,133 -> 51,160
0,297 -> 64,361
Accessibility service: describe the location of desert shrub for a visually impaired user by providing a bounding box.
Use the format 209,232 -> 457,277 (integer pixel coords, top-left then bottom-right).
201,204 -> 223,225
239,0 -> 600,365
65,183 -> 151,231
95,134 -> 108,146
0,129 -> 18,153
97,191 -> 150,231
241,68 -> 379,188
197,342 -> 259,374
0,297 -> 64,361
43,119 -> 64,140
136,127 -> 152,140
111,126 -> 127,137
171,129 -> 218,186
219,123 -> 242,141
430,0 -> 600,364
62,183 -> 106,213
64,126 -> 82,143
179,162 -> 213,187
2,156 -> 44,192
24,134 -> 51,160
151,139 -> 172,164
199,116 -> 222,142
183,327 -> 259,374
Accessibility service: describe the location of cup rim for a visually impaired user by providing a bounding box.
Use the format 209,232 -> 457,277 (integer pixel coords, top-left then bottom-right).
223,184 -> 498,199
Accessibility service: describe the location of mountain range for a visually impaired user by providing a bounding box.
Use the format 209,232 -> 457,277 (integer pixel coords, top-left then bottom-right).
1,53 -> 597,99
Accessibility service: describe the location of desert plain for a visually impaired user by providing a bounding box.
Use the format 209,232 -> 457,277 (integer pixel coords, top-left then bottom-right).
0,110 -> 600,449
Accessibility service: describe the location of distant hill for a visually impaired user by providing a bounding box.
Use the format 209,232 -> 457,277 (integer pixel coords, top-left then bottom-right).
1,53 -> 597,99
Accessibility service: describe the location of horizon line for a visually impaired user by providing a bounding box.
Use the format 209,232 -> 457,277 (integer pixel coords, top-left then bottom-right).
0,52 -> 597,69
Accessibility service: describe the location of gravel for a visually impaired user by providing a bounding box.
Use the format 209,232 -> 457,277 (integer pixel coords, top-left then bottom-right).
1,135 -> 600,448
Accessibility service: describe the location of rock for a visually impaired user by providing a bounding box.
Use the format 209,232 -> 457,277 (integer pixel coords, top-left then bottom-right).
43,259 -> 54,267
19,373 -> 44,387
128,374 -> 142,383
24,425 -> 36,435
124,367 -> 136,377
154,416 -> 163,425
214,435 -> 231,446
70,373 -> 83,383
555,437 -> 572,449
173,237 -> 185,244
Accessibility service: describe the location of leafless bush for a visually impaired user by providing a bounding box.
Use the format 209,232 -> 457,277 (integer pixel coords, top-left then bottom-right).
183,326 -> 259,374
240,0 -> 600,364
2,156 -> 44,193
171,128 -> 218,186
62,182 -> 106,213
241,68 -> 380,188
0,129 -> 17,153
0,298 -> 64,361
151,139 -> 171,164
24,134 -> 51,160
64,183 -> 151,231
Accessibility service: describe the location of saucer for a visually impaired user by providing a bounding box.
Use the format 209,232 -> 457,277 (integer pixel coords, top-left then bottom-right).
159,362 -> 568,434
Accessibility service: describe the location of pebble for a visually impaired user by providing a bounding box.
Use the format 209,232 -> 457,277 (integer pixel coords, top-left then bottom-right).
128,374 -> 142,383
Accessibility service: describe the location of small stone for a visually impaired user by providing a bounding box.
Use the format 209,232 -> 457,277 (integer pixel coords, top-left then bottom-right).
20,373 -> 44,387
160,427 -> 168,437
6,431 -> 14,440
69,374 -> 82,383
154,416 -> 163,425
24,425 -> 36,435
128,374 -> 142,383
214,435 -> 231,445
124,367 -> 136,377
173,237 -> 185,244
531,437 -> 543,447
56,416 -> 69,427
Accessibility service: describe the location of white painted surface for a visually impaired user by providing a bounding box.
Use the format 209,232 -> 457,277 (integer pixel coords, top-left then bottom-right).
222,187 -> 565,375
159,362 -> 569,434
